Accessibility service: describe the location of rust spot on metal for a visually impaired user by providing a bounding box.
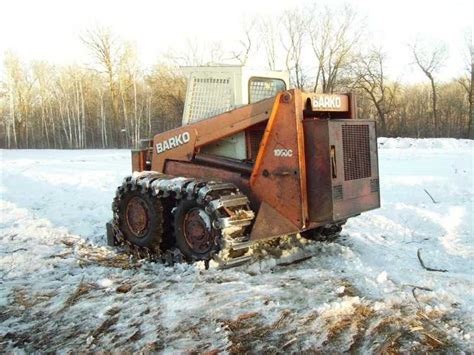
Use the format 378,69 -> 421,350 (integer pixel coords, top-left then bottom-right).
125,196 -> 149,238
183,208 -> 214,254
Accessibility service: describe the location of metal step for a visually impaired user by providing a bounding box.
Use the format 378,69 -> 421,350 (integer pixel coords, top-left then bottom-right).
216,254 -> 252,269
197,183 -> 237,202
208,194 -> 250,211
216,214 -> 254,228
223,239 -> 254,251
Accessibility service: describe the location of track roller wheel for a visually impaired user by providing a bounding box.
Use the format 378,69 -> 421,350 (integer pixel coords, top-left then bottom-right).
116,187 -> 164,251
173,199 -> 219,262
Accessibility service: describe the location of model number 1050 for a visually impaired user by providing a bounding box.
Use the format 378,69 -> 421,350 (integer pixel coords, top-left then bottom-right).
274,149 -> 293,157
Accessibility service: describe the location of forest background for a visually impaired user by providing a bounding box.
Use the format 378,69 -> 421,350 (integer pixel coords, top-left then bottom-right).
1,3 -> 472,149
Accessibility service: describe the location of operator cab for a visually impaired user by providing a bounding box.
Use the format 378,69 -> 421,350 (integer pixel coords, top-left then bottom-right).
181,65 -> 289,161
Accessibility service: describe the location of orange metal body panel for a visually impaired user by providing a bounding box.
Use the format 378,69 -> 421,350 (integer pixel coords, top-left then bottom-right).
131,149 -> 146,172
250,92 -> 307,229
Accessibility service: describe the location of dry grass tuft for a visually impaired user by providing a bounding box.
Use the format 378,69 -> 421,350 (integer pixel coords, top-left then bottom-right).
338,279 -> 359,297
13,289 -> 36,308
88,316 -> 119,347
271,309 -> 292,330
220,312 -> 270,353
325,304 -> 375,346
369,306 -> 461,353
49,251 -> 73,259
105,306 -> 121,316
60,280 -> 97,312
76,244 -> 139,269
301,310 -> 319,326
128,329 -> 142,342
347,305 -> 376,351
220,309 -> 298,353
12,288 -> 56,309
376,330 -> 404,354
61,238 -> 77,247
222,312 -> 259,332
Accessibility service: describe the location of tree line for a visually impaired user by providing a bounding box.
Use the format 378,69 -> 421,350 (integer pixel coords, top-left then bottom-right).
0,38 -> 186,149
0,4 -> 472,149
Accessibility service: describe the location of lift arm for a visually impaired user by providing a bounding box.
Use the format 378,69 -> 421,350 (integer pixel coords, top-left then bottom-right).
151,95 -> 280,171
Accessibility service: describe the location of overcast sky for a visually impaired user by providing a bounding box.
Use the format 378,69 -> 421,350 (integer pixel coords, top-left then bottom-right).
0,0 -> 472,83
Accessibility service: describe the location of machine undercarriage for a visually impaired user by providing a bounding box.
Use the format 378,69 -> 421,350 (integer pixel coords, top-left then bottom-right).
107,172 -> 345,268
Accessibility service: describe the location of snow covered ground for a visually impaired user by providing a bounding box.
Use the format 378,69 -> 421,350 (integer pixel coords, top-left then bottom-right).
0,138 -> 473,352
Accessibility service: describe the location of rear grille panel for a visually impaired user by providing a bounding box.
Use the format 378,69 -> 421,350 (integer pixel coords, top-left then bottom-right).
342,125 -> 371,181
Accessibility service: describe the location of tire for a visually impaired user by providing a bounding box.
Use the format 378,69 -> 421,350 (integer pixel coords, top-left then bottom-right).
300,227 -> 324,241
173,198 -> 219,261
300,222 -> 345,242
116,188 -> 163,250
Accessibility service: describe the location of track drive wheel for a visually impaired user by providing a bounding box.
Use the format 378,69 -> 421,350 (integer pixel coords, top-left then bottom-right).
173,199 -> 219,262
116,188 -> 164,251
300,222 -> 345,242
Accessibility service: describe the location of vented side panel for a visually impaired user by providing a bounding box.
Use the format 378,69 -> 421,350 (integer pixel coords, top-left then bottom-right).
304,119 -> 380,224
342,125 -> 371,181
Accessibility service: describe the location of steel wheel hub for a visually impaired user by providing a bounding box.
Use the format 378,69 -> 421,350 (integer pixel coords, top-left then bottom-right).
183,208 -> 213,254
125,196 -> 149,238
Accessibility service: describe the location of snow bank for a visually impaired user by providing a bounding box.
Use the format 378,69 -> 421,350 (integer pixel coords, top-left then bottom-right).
378,137 -> 473,150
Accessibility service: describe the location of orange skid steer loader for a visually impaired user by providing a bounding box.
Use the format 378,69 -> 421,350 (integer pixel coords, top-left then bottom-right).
106,66 -> 380,268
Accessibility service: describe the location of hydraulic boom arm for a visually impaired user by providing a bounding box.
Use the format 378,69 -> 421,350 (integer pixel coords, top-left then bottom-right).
151,95 -> 279,171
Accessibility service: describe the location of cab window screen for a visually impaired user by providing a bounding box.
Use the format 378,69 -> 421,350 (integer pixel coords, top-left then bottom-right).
249,77 -> 286,104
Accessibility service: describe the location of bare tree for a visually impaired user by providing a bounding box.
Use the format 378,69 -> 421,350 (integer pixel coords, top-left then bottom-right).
2,52 -> 34,148
231,19 -> 256,65
2,53 -> 19,148
280,7 -> 309,89
145,64 -> 186,133
165,39 -> 226,67
32,61 -> 55,147
118,42 -> 143,148
410,41 -> 447,137
81,26 -> 122,146
258,18 -> 279,70
309,5 -> 363,93
353,47 -> 398,136
458,31 -> 473,138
